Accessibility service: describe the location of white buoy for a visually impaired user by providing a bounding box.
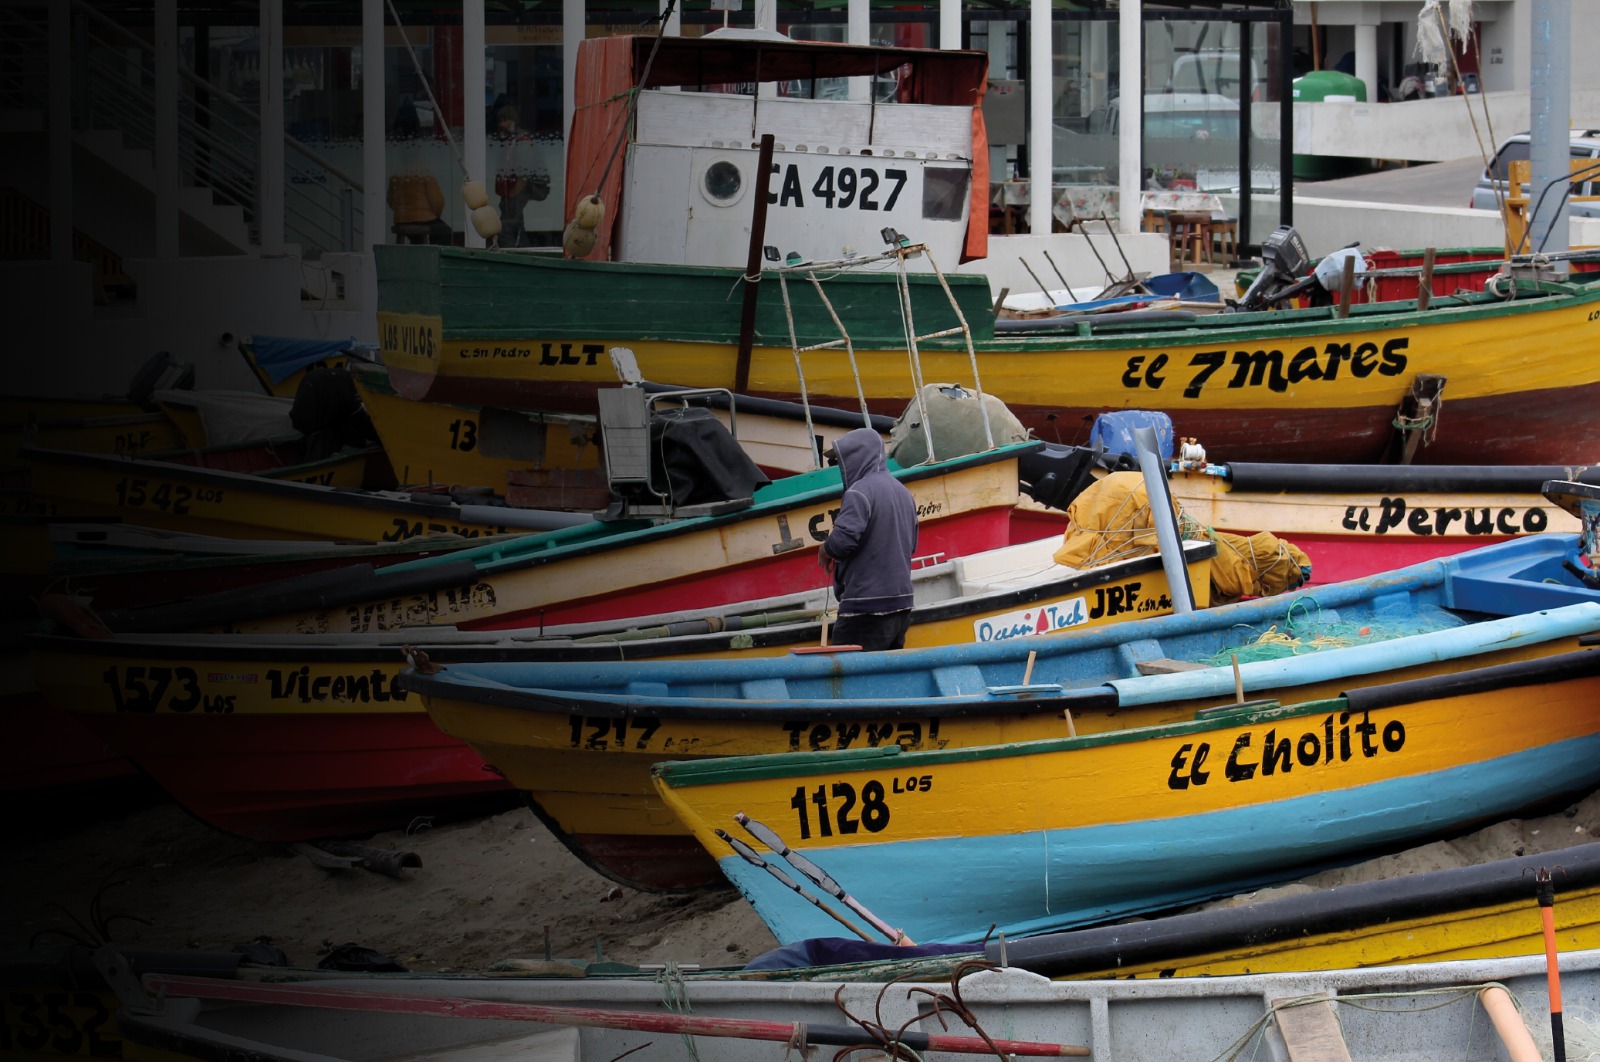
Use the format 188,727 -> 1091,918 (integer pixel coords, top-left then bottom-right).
562,219 -> 597,258
471,204 -> 502,239
462,180 -> 490,210
574,195 -> 605,230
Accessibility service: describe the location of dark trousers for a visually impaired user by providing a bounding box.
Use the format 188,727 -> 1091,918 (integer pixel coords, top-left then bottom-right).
830,610 -> 913,651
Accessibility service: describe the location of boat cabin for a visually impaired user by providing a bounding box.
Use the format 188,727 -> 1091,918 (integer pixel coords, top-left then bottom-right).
566,29 -> 991,271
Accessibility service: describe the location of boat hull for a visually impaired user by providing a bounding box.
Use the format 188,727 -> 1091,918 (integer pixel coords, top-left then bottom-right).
654,650 -> 1600,943
377,246 -> 1600,465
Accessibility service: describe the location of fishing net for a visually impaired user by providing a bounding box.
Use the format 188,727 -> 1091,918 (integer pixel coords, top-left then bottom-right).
1052,472 -> 1311,605
1199,598 -> 1466,667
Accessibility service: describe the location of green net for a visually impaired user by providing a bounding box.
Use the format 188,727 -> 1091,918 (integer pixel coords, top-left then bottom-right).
1200,599 -> 1467,667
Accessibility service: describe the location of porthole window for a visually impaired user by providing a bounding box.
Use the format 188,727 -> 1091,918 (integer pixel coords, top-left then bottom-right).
704,161 -> 742,202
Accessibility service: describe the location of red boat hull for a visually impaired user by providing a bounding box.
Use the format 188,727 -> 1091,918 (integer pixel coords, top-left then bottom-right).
72,712 -> 517,842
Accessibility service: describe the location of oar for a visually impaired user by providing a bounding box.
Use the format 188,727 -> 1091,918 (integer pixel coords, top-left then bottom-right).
715,829 -> 873,942
1532,865 -> 1569,1062
735,813 -> 914,945
142,974 -> 1092,1057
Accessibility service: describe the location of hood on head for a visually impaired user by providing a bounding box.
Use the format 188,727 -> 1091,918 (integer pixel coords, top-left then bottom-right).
832,427 -> 887,487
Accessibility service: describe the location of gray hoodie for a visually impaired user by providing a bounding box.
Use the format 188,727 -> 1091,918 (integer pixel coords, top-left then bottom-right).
822,428 -> 919,614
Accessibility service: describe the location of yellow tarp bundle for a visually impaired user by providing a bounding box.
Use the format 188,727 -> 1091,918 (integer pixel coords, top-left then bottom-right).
1054,472 -> 1311,605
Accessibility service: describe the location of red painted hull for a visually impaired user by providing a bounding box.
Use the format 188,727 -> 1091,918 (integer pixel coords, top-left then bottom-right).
0,696 -> 139,794
71,712 -> 517,842
464,506 -> 1019,630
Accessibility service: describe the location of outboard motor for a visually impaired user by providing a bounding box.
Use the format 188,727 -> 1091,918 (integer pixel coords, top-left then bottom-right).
1232,225 -> 1312,312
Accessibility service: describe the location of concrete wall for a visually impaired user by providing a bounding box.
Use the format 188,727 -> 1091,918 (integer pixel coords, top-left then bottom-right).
1287,89 -> 1600,162
2,252 -> 379,397
1225,191 -> 1600,258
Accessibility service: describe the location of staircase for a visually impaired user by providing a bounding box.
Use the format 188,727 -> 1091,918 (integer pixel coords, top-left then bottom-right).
0,1 -> 363,260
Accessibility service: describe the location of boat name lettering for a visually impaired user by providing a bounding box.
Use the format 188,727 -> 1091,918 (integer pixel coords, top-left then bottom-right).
381,318 -> 438,361
567,715 -> 665,751
101,665 -> 235,714
781,717 -> 944,752
977,598 -> 1089,641
1340,499 -> 1549,536
207,672 -> 259,684
806,508 -> 840,543
1167,710 -> 1405,790
112,478 -> 224,515
380,519 -> 512,542
338,583 -> 497,633
915,501 -> 943,519
789,777 -> 909,841
0,989 -> 118,1057
267,667 -> 407,704
1121,338 -> 1410,396
457,342 -> 604,366
768,164 -> 908,212
113,429 -> 158,454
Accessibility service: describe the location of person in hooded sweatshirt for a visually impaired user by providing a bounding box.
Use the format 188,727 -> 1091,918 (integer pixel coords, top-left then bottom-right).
818,427 -> 919,650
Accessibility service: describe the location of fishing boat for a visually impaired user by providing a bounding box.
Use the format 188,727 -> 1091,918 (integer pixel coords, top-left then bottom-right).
86,439 -> 1044,635
28,529 -> 1211,847
17,445 -> 587,543
375,31 -> 1600,466
1161,457 -> 1597,584
983,840 -> 1600,980
653,644 -> 1600,944
400,524 -> 1600,894
109,950 -> 1600,1062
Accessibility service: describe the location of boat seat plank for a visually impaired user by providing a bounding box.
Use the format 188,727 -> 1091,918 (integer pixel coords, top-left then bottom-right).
740,678 -> 790,699
1272,995 -> 1353,1062
1134,657 -> 1210,675
932,665 -> 988,696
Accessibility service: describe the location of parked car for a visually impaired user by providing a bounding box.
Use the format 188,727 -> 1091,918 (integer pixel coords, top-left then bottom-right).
1470,129 -> 1600,216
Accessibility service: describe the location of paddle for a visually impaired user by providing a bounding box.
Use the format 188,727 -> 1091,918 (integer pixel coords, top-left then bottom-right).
735,812 -> 914,945
715,830 -> 873,942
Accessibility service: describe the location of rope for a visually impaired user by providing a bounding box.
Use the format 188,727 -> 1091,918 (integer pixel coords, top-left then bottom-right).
384,0 -> 467,180
655,962 -> 703,1062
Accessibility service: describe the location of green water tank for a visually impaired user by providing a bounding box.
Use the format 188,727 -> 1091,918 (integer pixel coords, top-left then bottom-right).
1293,71 -> 1371,180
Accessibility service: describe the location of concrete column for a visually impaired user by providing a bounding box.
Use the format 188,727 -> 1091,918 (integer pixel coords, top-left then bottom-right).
758,0 -> 778,32
1354,21 -> 1377,107
563,0 -> 582,193
1027,0 -> 1051,236
48,0 -> 71,264
362,0 -> 385,251
463,0 -> 486,247
259,0 -> 286,253
848,0 -> 870,101
940,0 -> 961,50
1528,0 -> 1571,261
155,0 -> 178,261
1117,0 -> 1140,234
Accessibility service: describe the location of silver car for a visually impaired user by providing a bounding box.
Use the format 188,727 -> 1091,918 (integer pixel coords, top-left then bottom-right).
1470,129 -> 1600,217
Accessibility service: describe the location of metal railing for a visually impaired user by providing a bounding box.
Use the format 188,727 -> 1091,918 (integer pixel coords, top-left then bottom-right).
1,1 -> 364,257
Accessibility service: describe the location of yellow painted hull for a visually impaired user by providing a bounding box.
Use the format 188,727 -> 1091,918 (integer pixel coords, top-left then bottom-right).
422,635 -> 1571,847
19,448 -> 512,543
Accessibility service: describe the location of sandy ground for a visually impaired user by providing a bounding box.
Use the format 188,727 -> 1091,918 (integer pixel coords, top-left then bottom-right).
4,782 -> 1597,975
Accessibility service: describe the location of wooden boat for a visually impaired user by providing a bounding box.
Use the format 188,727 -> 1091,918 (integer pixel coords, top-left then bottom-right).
375,32 -> 1600,466
985,840 -> 1600,980
0,410 -> 184,465
349,358 -> 897,499
1163,458 -> 1598,584
111,950 -> 1600,1062
1233,244 -> 1600,305
28,535 -> 1210,847
92,441 -> 1042,635
17,445 -> 587,543
653,645 -> 1600,943
401,529 -> 1600,893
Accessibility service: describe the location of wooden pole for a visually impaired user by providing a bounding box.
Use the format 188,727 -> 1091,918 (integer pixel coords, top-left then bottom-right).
1417,247 -> 1436,310
734,133 -> 777,395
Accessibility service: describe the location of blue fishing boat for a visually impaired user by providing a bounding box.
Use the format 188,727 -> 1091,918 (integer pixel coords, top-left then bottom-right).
402,510 -> 1600,896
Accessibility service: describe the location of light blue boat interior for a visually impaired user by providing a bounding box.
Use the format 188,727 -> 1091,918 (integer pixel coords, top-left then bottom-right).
417,535 -> 1600,710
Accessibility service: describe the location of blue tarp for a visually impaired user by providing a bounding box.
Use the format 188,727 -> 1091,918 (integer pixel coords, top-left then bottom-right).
1089,409 -> 1175,462
1054,271 -> 1219,312
248,335 -> 356,385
